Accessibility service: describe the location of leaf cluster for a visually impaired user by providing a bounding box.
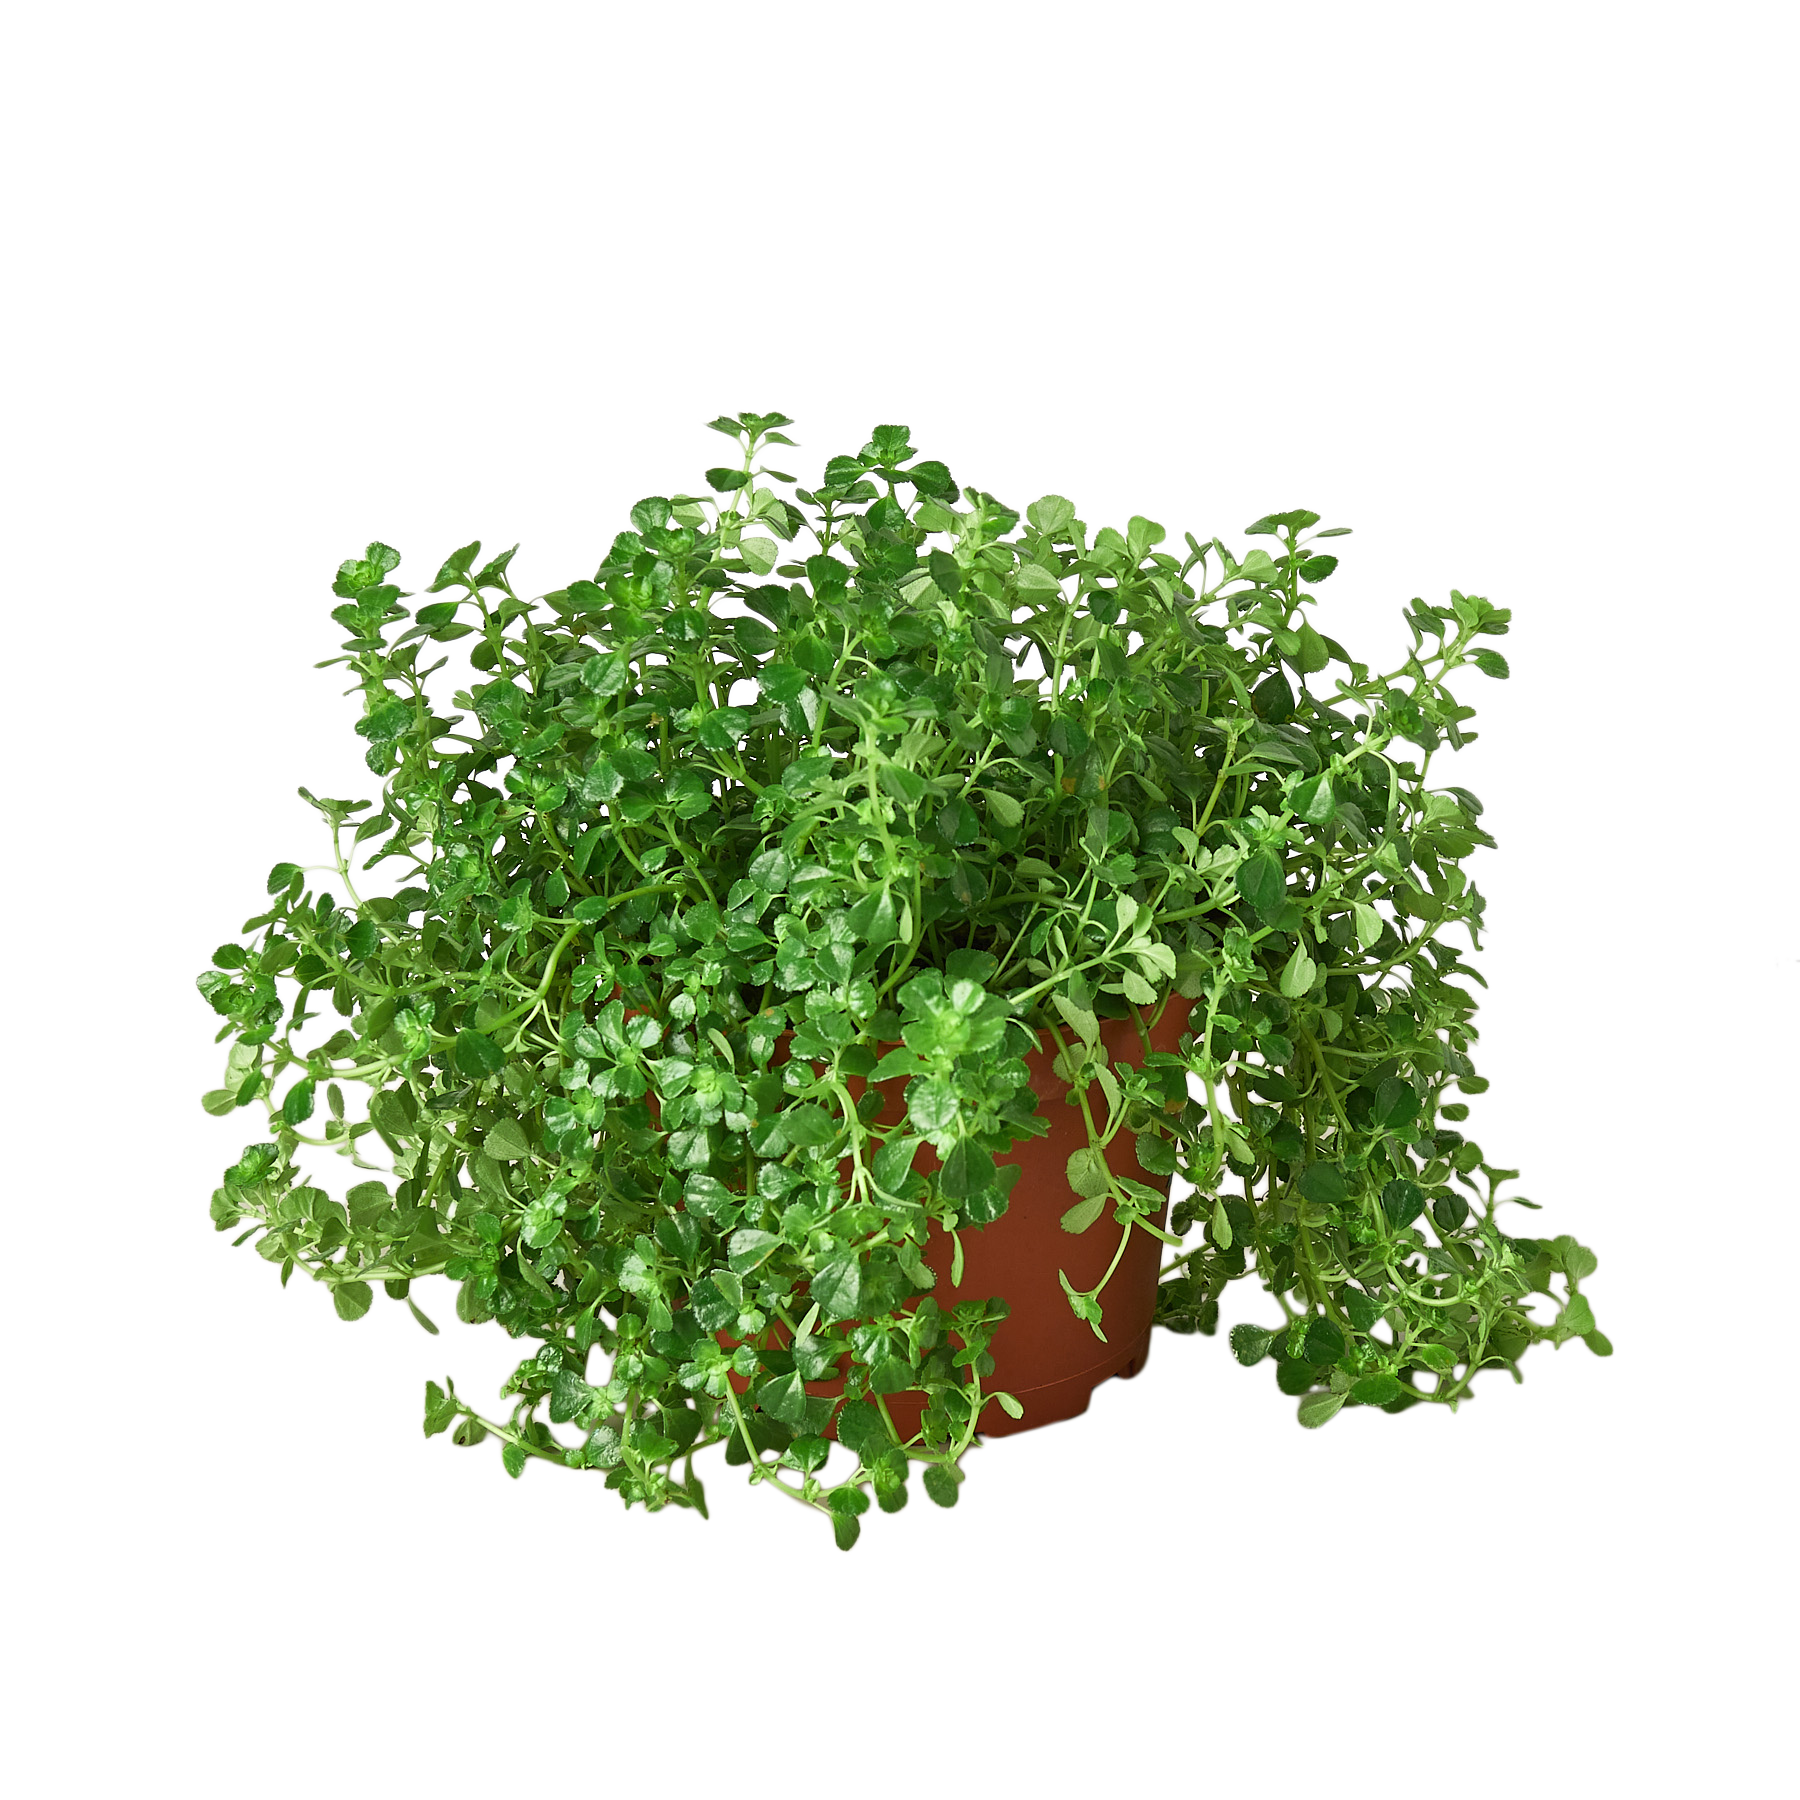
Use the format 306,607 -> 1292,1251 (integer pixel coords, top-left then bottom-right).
200,412 -> 1604,1544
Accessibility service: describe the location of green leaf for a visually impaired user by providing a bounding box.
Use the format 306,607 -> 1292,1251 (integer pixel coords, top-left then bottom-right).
1028,494 -> 1076,536
1381,1179 -> 1425,1228
1210,1195 -> 1233,1249
454,1028 -> 506,1079
581,652 -> 631,698
1374,1077 -> 1418,1129
736,536 -> 780,575
758,1371 -> 816,1429
1554,1236 -> 1599,1281
872,1134 -> 921,1193
1237,850 -> 1285,922
549,1369 -> 592,1424
749,848 -> 792,892
824,1483 -> 867,1555
429,541 -> 481,591
1297,1390 -> 1346,1428
333,1280 -> 373,1322
581,756 -> 623,803
1276,1359 -> 1316,1395
922,1464 -> 960,1508
1352,902 -> 1383,949
1298,1162 -> 1347,1207
1290,772 -> 1335,825
424,1380 -> 458,1436
1061,1194 -> 1106,1234
502,1441 -> 528,1479
1295,621 -> 1331,672
810,1255 -> 862,1322
1279,944 -> 1317,999
836,1401 -> 890,1464
1230,1324 -> 1276,1367
1065,1147 -> 1110,1200
846,887 -> 900,948
1471,649 -> 1510,679
1052,994 -> 1099,1047
1351,1372 -> 1403,1406
484,1119 -> 531,1162
282,1080 -> 316,1126
728,1228 -> 783,1275
1560,1294 -> 1596,1336
981,787 -> 1024,828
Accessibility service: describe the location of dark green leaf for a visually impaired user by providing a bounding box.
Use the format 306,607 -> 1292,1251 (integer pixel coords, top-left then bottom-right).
1238,851 -> 1286,921
454,1028 -> 506,1078
810,1256 -> 861,1322
922,1465 -> 960,1508
1297,1163 -> 1347,1207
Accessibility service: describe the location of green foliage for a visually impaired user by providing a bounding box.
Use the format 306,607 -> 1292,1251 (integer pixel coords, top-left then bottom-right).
200,412 -> 1601,1546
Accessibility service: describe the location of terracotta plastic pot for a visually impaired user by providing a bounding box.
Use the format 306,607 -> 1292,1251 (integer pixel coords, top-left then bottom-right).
728,995 -> 1195,1440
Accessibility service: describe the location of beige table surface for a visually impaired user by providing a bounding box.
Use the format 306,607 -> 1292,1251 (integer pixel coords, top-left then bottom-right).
189,964 -> 1792,1555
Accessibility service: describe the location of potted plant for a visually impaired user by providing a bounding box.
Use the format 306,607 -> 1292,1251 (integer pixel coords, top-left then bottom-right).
199,411 -> 1606,1547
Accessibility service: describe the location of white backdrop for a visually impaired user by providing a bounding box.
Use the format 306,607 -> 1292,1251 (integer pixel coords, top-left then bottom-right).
197,408 -> 1800,1051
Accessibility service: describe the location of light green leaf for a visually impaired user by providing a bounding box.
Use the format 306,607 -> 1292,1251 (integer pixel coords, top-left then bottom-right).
1279,944 -> 1317,999
1297,1390 -> 1346,1429
738,536 -> 779,575
1027,494 -> 1076,536
981,787 -> 1024,828
1554,1236 -> 1599,1281
1119,968 -> 1157,1005
1065,1147 -> 1110,1200
1061,1194 -> 1106,1233
484,1119 -> 531,1161
1352,902 -> 1382,950
333,1280 -> 373,1322
1560,1294 -> 1596,1336
1052,994 -> 1099,1046
1134,939 -> 1178,980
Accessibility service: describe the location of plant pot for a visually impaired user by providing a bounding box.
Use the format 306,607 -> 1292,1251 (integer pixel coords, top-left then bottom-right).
866,994 -> 1196,1437
729,995 -> 1195,1440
